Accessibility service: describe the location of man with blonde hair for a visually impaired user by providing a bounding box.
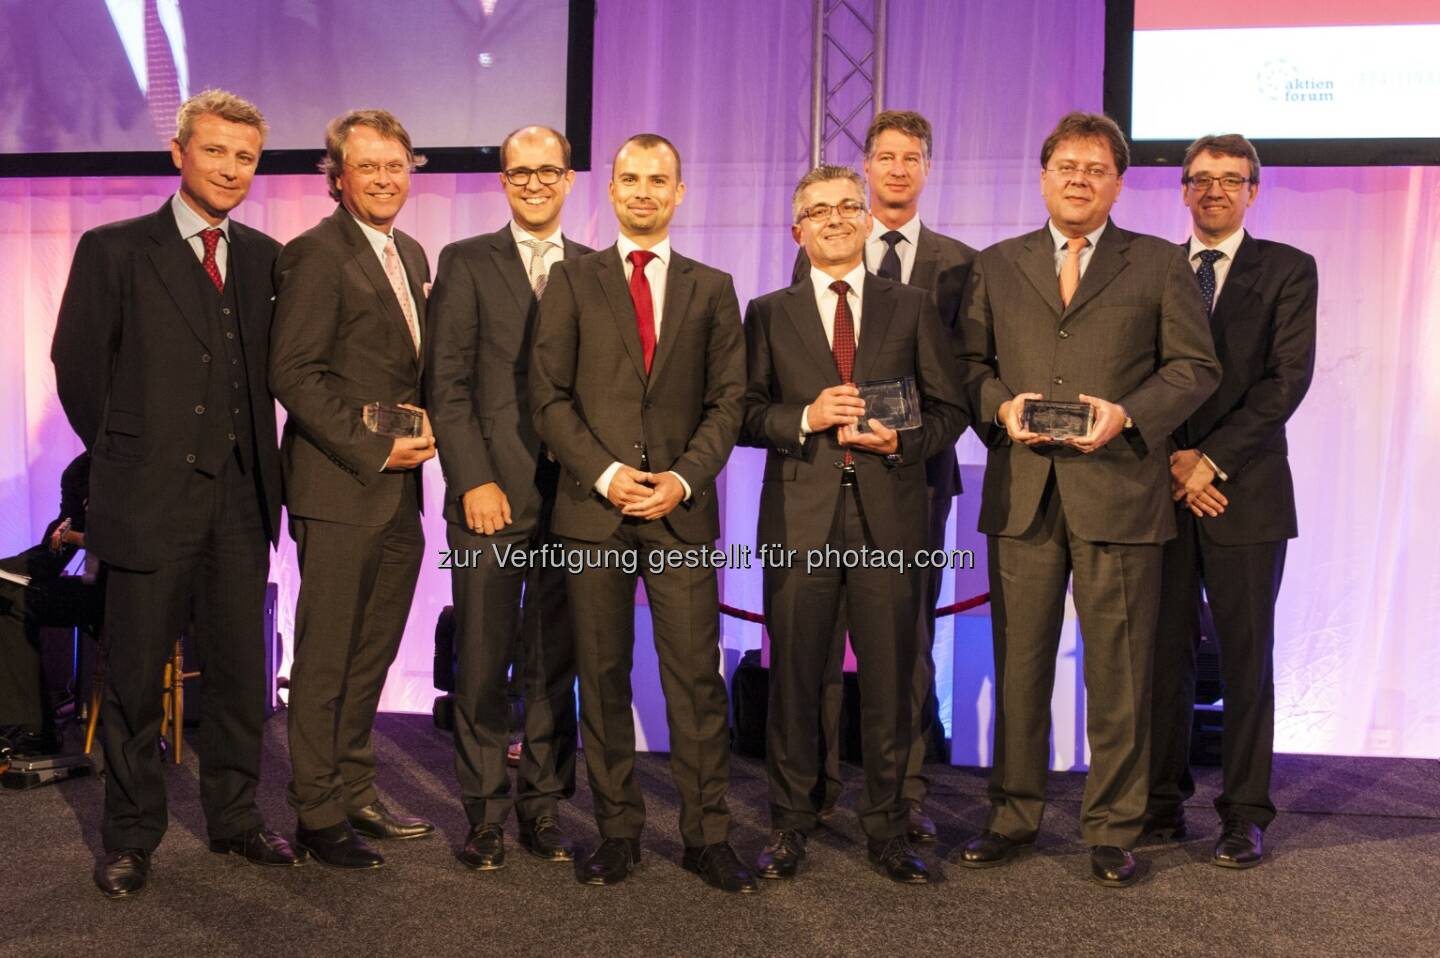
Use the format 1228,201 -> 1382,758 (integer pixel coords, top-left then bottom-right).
53,89 -> 302,899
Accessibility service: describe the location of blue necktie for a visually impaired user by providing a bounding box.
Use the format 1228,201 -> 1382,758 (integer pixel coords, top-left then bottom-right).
1195,249 -> 1224,314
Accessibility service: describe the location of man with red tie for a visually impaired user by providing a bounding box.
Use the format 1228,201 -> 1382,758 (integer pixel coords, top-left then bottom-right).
52,90 -> 303,899
529,134 -> 752,892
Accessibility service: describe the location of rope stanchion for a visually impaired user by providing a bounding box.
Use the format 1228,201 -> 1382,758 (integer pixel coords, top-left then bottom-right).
720,592 -> 989,626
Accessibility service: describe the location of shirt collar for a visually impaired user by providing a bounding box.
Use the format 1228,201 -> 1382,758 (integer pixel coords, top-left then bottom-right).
809,260 -> 868,301
510,219 -> 564,249
171,192 -> 230,242
617,234 -> 670,269
869,213 -> 921,247
349,211 -> 396,258
1188,228 -> 1245,262
1047,219 -> 1106,253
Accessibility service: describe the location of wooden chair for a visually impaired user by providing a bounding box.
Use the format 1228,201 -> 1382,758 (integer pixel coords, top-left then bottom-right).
85,636 -> 197,765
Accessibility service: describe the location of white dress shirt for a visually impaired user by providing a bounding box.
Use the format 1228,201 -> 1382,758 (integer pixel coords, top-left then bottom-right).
1047,219 -> 1107,279
171,192 -> 228,281
595,235 -> 690,502
1187,227 -> 1246,305
510,219 -> 566,275
105,0 -> 190,97
799,261 -> 867,438
351,213 -> 419,341
865,214 -> 922,283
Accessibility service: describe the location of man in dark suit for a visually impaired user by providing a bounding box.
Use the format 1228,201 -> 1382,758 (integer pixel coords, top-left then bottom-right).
955,112 -> 1220,887
51,91 -> 302,898
743,165 -> 967,883
1146,134 -> 1317,869
427,125 -> 592,870
790,110 -> 976,840
270,109 -> 437,870
529,134 -> 753,892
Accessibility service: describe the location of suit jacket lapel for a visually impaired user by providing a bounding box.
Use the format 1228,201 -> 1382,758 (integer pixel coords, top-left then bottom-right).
1062,221 -> 1129,321
647,254 -> 695,388
596,247 -> 649,383
852,274 -> 895,382
780,282 -> 842,387
1210,230 -> 1259,328
489,227 -> 535,316
333,208 -> 418,366
1017,226 -> 1065,318
909,225 -> 940,291
146,203 -> 212,350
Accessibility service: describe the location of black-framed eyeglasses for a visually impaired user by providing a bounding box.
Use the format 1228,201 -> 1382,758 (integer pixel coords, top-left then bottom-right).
1183,174 -> 1252,192
797,200 -> 868,224
503,166 -> 567,186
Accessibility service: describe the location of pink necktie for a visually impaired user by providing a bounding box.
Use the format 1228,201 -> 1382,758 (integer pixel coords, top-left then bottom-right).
384,238 -> 420,354
1059,236 -> 1088,308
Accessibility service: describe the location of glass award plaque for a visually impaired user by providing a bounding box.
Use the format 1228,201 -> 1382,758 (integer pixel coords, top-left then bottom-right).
1020,399 -> 1093,440
363,402 -> 423,439
854,376 -> 922,433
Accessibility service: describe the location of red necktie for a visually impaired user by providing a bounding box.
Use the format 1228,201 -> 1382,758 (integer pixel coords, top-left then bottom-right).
200,228 -> 224,293
830,280 -> 855,465
144,0 -> 182,142
628,249 -> 658,373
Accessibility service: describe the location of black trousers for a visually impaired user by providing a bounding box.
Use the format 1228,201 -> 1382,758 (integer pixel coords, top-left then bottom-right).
986,478 -> 1160,848
287,479 -> 423,830
766,485 -> 919,841
1150,508 -> 1286,829
99,453 -> 270,853
447,461 -> 576,826
564,520 -> 732,848
0,575 -> 101,733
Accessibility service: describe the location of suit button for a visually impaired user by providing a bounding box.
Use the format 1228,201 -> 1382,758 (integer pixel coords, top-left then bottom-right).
185,453 -> 196,464
226,331 -> 234,340
633,441 -> 644,450
833,460 -> 844,469
1058,330 -> 1070,339
194,404 -> 205,414
201,353 -> 211,363
1053,376 -> 1064,385
222,307 -> 232,315
227,433 -> 236,441
233,408 -> 240,414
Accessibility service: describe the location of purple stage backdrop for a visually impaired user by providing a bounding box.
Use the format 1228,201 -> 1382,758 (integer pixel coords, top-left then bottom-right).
2,1 -> 1436,758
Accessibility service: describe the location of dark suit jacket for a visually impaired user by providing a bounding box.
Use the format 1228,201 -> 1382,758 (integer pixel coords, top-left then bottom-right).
741,274 -> 969,555
529,246 -> 746,545
1177,232 -> 1317,545
51,201 -> 282,571
957,221 -> 1221,545
270,206 -> 430,527
426,225 -> 593,526
792,223 -> 976,497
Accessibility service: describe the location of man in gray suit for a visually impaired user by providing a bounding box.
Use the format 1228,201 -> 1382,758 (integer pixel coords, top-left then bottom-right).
270,109 -> 437,870
529,134 -> 753,893
790,111 -> 976,839
427,125 -> 592,870
956,112 -> 1219,886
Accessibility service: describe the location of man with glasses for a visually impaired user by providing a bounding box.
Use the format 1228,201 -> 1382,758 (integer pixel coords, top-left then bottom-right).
426,126 -> 592,870
790,110 -> 977,841
956,112 -> 1219,886
743,165 -> 967,883
1147,134 -> 1317,869
270,109 -> 437,869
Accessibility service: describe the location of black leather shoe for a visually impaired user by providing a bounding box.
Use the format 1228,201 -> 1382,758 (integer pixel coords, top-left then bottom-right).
755,829 -> 806,879
518,815 -> 574,862
458,823 -> 506,871
579,837 -> 641,886
1213,819 -> 1264,869
1090,845 -> 1139,887
209,826 -> 306,866
868,836 -> 929,884
958,830 -> 1032,868
94,849 -> 149,899
682,841 -> 758,893
907,804 -> 938,844
295,821 -> 384,869
347,801 -> 435,841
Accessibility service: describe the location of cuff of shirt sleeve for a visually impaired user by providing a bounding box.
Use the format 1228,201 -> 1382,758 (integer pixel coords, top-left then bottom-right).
669,471 -> 692,502
1200,452 -> 1228,482
595,461 -> 623,499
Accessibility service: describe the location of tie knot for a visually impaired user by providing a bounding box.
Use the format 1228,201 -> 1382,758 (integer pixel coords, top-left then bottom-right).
523,239 -> 556,255
1065,236 -> 1089,254
628,249 -> 657,270
1198,249 -> 1224,265
829,280 -> 850,297
200,228 -> 223,253
881,230 -> 904,250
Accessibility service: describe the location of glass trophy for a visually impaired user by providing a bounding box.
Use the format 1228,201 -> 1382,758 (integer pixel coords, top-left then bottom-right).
854,376 -> 922,433
363,402 -> 423,439
1020,399 -> 1093,440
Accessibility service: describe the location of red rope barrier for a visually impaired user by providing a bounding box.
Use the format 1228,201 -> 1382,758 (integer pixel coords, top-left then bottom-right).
720,592 -> 989,626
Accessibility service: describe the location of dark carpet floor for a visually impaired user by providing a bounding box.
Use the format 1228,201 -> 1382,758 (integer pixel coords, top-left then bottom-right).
2,713 -> 1437,958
